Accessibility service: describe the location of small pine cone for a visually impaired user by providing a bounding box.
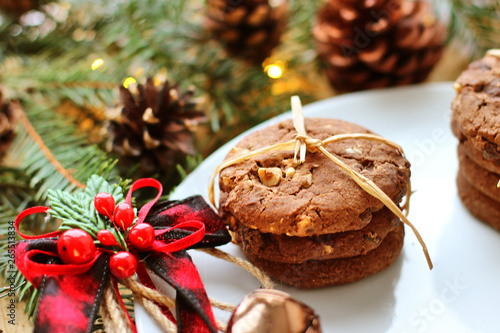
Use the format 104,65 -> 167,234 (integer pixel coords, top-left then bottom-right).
107,79 -> 206,174
206,0 -> 288,63
0,90 -> 18,163
313,0 -> 446,92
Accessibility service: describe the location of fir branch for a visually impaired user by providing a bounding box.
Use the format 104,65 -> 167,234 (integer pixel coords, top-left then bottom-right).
8,97 -> 118,200
449,0 -> 500,57
16,103 -> 86,189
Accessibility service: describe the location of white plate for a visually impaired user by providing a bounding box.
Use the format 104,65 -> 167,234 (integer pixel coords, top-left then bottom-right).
136,82 -> 500,333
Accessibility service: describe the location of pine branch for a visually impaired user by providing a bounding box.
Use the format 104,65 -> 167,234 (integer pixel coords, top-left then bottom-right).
15,103 -> 86,189
7,97 -> 117,200
449,0 -> 500,57
0,54 -> 119,108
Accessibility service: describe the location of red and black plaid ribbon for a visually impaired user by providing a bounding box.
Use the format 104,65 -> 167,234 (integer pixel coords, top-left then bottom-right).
14,178 -> 230,333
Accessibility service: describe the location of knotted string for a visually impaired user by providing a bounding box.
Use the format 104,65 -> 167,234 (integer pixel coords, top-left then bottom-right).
209,96 -> 432,269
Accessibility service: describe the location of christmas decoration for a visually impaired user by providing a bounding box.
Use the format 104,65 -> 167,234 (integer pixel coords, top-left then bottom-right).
107,78 -> 207,176
97,229 -> 119,246
0,90 -> 18,163
313,0 -> 446,92
109,251 -> 138,279
113,202 -> 135,230
94,192 -> 115,218
227,289 -> 321,333
14,175 -> 233,333
57,229 -> 96,265
128,223 -> 155,249
206,0 -> 289,63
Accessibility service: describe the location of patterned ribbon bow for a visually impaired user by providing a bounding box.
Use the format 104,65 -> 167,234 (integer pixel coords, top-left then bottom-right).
14,177 -> 231,333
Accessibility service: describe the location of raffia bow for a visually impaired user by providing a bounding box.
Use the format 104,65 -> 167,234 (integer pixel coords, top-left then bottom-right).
209,96 -> 432,269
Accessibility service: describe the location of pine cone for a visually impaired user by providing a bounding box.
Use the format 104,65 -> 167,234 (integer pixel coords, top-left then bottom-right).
206,0 -> 288,63
107,79 -> 206,174
313,0 -> 446,92
0,90 -> 18,163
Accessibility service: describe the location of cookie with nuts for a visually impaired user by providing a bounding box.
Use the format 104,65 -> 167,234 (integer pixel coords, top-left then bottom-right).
218,117 -> 410,288
229,207 -> 400,263
451,49 -> 500,159
219,118 -> 410,236
451,49 -> 500,231
457,139 -> 500,175
457,169 -> 500,231
458,148 -> 500,202
245,223 -> 405,288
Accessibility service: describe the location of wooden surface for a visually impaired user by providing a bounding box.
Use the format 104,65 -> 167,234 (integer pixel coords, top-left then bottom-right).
0,277 -> 33,333
0,45 -> 471,333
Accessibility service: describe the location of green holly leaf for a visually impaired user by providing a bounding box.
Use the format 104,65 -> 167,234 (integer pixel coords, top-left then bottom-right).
47,175 -> 128,240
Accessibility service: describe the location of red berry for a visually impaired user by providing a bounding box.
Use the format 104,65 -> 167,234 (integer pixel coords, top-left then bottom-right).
58,229 -> 96,265
129,223 -> 155,250
113,203 -> 135,230
97,230 -> 119,246
94,193 -> 115,218
109,251 -> 137,279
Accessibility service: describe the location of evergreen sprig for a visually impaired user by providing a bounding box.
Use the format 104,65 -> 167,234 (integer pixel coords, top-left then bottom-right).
48,175 -> 132,249
8,98 -> 117,200
450,0 -> 500,57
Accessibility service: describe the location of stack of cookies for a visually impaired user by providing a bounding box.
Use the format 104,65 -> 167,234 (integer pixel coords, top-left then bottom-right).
219,118 -> 411,288
451,49 -> 500,230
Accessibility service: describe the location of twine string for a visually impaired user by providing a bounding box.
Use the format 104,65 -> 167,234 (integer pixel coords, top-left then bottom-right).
101,281 -> 133,333
197,247 -> 274,289
208,96 -> 432,270
136,296 -> 177,333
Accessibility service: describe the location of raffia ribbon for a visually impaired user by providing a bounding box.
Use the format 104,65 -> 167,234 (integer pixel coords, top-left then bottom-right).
209,96 -> 432,270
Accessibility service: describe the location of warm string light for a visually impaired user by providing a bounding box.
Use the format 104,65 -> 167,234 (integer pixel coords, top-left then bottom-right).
123,77 -> 137,89
262,59 -> 309,95
263,58 -> 286,79
265,65 -> 283,79
91,58 -> 104,71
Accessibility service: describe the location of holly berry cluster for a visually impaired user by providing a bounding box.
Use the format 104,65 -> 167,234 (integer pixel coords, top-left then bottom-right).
57,192 -> 155,279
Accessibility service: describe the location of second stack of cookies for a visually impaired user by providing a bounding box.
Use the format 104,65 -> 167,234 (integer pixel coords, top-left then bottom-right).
451,49 -> 500,230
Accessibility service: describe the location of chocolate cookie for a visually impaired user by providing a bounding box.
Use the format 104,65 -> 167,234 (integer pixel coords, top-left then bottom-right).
458,140 -> 500,175
457,169 -> 500,230
246,223 -> 405,288
458,148 -> 500,202
232,207 -> 400,263
450,50 -> 500,159
219,118 -> 411,236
